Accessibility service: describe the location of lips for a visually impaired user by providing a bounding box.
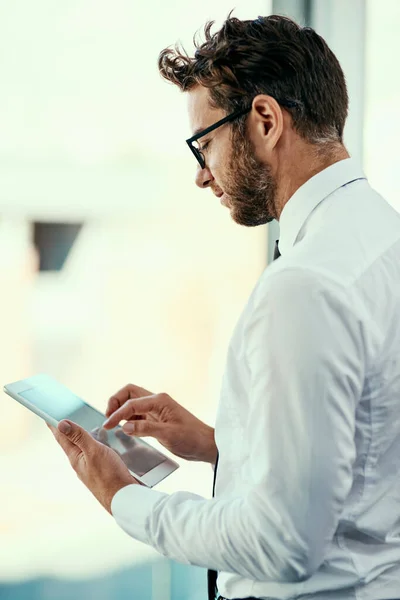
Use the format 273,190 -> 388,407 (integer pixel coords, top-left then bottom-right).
212,189 -> 229,207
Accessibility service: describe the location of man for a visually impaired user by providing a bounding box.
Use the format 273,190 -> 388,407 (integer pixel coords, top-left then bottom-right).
50,14 -> 400,600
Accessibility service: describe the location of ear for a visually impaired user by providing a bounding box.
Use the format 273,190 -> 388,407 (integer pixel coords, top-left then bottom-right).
247,94 -> 284,155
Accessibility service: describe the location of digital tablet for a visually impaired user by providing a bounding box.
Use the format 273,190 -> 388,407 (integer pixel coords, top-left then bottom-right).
4,374 -> 179,487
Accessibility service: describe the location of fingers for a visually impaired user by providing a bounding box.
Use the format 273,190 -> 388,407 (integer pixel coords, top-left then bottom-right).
105,397 -> 119,418
103,396 -> 157,430
105,383 -> 153,418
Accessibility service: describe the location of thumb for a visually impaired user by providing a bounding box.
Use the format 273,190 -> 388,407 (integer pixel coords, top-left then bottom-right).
58,420 -> 93,451
58,420 -> 72,435
122,419 -> 161,438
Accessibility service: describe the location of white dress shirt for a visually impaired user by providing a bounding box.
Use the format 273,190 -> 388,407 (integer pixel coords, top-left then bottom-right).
112,158 -> 400,600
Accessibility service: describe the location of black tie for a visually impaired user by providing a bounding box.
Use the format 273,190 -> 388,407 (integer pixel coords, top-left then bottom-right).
207,453 -> 219,600
273,239 -> 281,260
207,239 -> 281,600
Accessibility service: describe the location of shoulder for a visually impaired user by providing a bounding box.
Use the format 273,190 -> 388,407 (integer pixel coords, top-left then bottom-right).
255,264 -> 341,305
247,263 -> 359,337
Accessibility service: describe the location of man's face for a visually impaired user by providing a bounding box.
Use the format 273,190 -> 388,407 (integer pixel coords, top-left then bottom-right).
187,85 -> 277,226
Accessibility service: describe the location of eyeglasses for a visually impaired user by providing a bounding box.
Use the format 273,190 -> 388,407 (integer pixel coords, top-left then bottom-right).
186,106 -> 250,170
186,98 -> 301,169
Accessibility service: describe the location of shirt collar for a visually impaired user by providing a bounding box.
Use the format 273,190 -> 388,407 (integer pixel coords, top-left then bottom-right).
278,157 -> 366,256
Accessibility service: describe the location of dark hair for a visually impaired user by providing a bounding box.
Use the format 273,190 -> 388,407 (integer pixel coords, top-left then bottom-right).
158,14 -> 348,144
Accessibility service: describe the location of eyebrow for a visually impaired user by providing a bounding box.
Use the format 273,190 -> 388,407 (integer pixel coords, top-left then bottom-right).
189,120 -> 220,142
192,125 -> 208,136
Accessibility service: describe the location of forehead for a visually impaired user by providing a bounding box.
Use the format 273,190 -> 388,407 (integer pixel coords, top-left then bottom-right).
187,85 -> 224,134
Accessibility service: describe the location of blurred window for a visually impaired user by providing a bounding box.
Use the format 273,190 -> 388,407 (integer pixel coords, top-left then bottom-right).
364,0 -> 400,211
33,222 -> 83,271
0,1 -> 272,593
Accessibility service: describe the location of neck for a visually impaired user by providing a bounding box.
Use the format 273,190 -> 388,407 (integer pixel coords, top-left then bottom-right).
274,143 -> 350,221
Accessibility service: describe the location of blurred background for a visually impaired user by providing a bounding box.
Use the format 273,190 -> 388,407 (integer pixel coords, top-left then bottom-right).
0,0 -> 398,598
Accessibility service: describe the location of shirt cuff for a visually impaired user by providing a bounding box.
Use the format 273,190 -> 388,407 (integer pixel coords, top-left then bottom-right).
111,483 -> 168,544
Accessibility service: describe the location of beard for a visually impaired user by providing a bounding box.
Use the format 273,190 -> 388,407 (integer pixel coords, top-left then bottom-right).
221,128 -> 277,227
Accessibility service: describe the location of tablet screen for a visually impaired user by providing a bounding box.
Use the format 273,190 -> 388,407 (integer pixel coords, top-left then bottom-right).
20,383 -> 166,476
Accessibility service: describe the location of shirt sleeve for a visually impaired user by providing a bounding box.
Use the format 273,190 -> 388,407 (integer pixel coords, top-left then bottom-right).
112,267 -> 364,583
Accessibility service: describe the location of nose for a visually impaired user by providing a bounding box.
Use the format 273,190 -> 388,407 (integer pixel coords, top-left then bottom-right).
195,165 -> 214,189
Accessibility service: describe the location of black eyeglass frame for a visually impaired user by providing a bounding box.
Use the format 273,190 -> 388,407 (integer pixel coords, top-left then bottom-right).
186,98 -> 301,170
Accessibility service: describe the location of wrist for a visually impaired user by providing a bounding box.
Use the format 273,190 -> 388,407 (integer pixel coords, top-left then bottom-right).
197,425 -> 217,464
106,475 -> 139,514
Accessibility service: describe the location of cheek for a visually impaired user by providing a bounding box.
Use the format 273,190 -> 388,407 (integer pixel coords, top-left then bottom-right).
209,143 -> 232,181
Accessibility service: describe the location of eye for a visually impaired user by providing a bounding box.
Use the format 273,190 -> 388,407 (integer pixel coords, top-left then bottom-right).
199,139 -> 211,153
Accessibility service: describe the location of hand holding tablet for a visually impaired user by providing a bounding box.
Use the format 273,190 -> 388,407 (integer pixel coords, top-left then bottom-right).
3,374 -> 179,487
